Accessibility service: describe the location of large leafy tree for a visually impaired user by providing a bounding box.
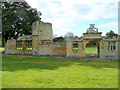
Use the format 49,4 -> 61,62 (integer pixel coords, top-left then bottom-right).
64,32 -> 74,41
1,1 -> 41,46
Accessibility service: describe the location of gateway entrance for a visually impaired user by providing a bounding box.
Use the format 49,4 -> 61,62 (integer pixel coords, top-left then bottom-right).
86,41 -> 100,58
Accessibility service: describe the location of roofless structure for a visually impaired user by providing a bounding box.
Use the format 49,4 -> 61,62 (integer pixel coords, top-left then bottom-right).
5,20 -> 120,60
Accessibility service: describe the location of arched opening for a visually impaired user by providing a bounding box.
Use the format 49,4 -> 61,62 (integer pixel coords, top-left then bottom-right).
86,41 -> 99,58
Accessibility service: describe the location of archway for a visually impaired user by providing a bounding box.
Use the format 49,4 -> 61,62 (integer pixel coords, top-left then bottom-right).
86,41 -> 100,58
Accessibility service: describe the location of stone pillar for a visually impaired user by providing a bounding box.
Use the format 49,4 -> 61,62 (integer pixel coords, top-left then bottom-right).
66,42 -> 72,57
22,40 -> 26,55
32,35 -> 39,55
32,21 -> 39,55
83,40 -> 90,57
100,41 -> 108,58
78,41 -> 86,57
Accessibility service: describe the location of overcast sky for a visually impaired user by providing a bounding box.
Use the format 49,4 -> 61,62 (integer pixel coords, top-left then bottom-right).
26,0 -> 118,37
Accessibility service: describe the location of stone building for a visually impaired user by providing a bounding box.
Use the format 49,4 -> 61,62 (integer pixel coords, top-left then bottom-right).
5,20 -> 120,60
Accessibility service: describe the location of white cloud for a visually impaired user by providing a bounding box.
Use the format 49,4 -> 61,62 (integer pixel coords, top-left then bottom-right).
99,22 -> 118,28
99,22 -> 118,35
26,0 -> 118,36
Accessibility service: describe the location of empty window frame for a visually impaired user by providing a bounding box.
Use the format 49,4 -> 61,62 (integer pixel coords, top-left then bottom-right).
108,42 -> 116,50
72,42 -> 79,52
16,40 -> 22,49
26,40 -> 32,50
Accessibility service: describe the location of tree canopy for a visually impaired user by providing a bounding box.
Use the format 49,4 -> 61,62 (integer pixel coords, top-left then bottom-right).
1,1 -> 41,46
64,32 -> 74,41
53,36 -> 64,42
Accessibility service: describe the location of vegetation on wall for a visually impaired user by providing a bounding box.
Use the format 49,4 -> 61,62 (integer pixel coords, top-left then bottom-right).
105,30 -> 118,39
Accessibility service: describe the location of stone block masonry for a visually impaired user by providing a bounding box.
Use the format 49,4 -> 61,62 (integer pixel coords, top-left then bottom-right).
39,42 -> 66,56
4,21 -> 120,60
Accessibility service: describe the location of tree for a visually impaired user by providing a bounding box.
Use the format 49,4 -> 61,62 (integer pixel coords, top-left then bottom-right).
106,30 -> 118,39
1,1 -> 41,46
64,32 -> 74,41
86,41 -> 97,47
53,36 -> 64,42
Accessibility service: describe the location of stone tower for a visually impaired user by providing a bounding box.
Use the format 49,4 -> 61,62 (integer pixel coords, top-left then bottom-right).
32,20 -> 53,43
32,20 -> 53,55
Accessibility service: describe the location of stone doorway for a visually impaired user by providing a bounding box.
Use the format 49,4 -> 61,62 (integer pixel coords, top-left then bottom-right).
86,41 -> 100,58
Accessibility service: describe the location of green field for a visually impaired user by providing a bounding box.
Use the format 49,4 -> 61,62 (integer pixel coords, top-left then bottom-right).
86,47 -> 98,54
2,56 -> 118,88
0,47 -> 4,53
0,47 -> 4,50
73,47 -> 98,55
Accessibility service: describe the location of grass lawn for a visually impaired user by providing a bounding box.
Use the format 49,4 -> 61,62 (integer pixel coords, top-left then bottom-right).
0,47 -> 4,53
86,47 -> 98,54
73,47 -> 98,54
2,56 -> 118,88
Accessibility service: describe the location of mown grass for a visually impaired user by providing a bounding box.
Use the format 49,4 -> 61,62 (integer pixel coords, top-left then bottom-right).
0,47 -> 4,53
2,56 -> 118,88
0,47 -> 4,50
73,47 -> 98,54
86,47 -> 98,54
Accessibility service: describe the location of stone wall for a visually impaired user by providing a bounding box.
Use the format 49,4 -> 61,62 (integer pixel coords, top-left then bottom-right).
4,22 -> 120,60
100,40 -> 120,59
5,39 -> 16,54
32,35 -> 39,55
15,49 -> 32,55
5,39 -> 32,55
39,42 -> 66,56
66,41 -> 86,58
5,37 -> 120,60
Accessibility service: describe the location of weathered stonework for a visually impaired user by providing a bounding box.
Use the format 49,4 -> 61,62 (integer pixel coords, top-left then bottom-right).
66,41 -> 86,58
5,23 -> 120,60
5,39 -> 16,54
39,42 -> 66,56
100,39 -> 120,59
32,20 -> 53,43
32,35 -> 39,55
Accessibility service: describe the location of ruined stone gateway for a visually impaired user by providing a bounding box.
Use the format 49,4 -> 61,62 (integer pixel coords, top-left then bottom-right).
5,20 -> 120,60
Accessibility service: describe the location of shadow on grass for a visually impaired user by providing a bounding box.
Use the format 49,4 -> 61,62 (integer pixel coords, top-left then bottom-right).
2,56 -> 118,72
